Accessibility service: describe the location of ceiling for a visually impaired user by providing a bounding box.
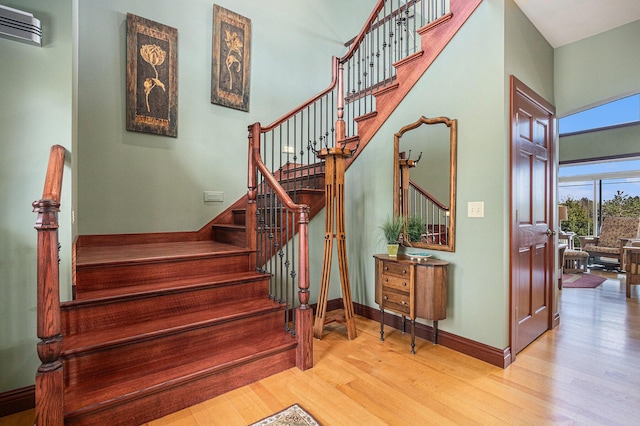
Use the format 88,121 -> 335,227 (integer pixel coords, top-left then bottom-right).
514,0 -> 640,47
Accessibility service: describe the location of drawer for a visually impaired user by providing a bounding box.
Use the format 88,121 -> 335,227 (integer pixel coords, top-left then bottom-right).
381,289 -> 410,315
382,261 -> 410,278
381,274 -> 410,293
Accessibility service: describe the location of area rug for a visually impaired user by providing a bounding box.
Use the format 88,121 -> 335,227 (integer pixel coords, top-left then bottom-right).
250,404 -> 321,426
562,273 -> 606,288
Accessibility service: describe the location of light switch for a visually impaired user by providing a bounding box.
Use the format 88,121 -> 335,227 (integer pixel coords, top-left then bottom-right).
468,201 -> 484,218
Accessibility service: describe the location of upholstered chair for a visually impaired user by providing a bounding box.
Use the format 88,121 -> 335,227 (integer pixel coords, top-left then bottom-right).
578,217 -> 640,270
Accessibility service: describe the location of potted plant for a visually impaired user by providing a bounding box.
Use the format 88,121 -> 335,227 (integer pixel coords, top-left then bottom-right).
379,215 -> 404,256
405,215 -> 425,244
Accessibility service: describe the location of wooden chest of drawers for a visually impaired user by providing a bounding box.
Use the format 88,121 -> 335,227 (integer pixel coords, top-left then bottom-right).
374,254 -> 448,353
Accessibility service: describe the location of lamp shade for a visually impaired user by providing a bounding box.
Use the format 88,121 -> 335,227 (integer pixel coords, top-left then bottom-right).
558,205 -> 568,221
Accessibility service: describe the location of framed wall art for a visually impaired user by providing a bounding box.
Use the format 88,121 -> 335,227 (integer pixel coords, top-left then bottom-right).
126,13 -> 178,137
211,5 -> 251,112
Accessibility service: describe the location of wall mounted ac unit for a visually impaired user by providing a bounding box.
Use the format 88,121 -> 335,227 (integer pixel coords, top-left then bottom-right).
0,4 -> 41,46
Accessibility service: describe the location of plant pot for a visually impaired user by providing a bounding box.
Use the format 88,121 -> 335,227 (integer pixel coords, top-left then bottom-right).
387,244 -> 399,257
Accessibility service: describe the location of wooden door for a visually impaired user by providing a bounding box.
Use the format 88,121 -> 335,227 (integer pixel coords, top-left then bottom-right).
510,76 -> 556,356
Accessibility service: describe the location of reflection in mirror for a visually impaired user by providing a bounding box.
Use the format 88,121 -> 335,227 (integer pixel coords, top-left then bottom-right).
393,116 -> 457,252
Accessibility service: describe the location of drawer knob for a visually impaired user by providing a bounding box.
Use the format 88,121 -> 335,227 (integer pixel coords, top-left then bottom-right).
384,278 -> 389,282
402,282 -> 407,286
384,295 -> 388,300
402,301 -> 407,305
402,269 -> 407,274
384,267 -> 389,271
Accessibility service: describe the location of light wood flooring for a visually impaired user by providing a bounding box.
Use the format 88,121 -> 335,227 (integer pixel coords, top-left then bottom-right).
3,271 -> 639,425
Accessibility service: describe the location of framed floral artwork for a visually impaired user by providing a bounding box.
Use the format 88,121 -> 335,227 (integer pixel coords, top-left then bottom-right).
211,5 -> 251,112
126,13 -> 178,137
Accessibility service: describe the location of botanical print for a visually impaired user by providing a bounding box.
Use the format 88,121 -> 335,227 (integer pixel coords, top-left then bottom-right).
211,5 -> 251,112
224,29 -> 243,91
126,14 -> 177,137
140,44 -> 166,112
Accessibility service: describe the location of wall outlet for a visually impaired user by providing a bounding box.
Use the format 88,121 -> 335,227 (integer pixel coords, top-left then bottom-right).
204,191 -> 224,202
282,145 -> 295,154
468,201 -> 484,218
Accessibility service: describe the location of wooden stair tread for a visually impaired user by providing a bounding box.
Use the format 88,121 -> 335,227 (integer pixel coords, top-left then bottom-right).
69,271 -> 268,301
64,330 -> 296,415
76,240 -> 248,266
211,223 -> 245,230
62,297 -> 283,355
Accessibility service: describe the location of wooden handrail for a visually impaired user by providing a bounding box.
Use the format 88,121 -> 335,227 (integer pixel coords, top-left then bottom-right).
409,180 -> 448,211
248,123 -> 312,370
339,0 -> 386,62
33,144 -> 67,426
41,145 -> 66,202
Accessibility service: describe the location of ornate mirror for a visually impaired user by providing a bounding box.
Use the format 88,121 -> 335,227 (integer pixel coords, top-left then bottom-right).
393,116 -> 457,252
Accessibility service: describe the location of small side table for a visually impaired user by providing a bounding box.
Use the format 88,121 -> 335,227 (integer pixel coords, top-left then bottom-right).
373,254 -> 448,354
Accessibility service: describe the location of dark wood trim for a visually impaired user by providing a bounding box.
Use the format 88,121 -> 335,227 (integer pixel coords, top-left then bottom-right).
0,385 -> 35,417
559,152 -> 640,166
559,119 -> 640,138
353,301 -> 511,368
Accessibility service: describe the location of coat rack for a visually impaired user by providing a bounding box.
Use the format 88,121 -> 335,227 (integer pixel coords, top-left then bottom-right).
312,146 -> 357,340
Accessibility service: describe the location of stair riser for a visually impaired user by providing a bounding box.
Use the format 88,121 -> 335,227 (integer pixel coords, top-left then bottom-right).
212,227 -> 246,246
64,349 -> 296,425
232,209 -> 246,225
75,254 -> 252,292
63,308 -> 286,394
62,278 -> 270,335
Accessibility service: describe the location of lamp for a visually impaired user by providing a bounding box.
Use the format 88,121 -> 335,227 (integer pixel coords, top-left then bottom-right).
558,205 -> 568,222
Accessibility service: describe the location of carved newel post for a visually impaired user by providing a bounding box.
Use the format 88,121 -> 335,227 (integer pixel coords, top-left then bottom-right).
33,199 -> 64,425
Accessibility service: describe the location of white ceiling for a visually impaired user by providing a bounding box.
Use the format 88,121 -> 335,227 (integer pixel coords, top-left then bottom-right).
514,0 -> 640,47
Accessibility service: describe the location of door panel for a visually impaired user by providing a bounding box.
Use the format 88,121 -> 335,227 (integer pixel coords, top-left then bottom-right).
510,76 -> 556,356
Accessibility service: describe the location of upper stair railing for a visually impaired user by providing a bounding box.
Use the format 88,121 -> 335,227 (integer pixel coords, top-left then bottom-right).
246,0 -> 451,368
407,180 -> 450,246
33,144 -> 68,425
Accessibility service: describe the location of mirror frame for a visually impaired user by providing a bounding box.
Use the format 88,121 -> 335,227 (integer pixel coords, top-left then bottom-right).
393,116 -> 457,252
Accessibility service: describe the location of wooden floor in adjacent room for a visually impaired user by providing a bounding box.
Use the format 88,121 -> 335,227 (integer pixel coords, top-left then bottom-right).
3,270 -> 639,425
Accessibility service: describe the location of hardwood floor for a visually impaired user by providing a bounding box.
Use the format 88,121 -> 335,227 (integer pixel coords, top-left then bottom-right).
3,271 -> 639,425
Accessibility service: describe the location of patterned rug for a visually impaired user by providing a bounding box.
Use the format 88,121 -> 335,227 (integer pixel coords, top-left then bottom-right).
250,404 -> 321,426
562,273 -> 606,288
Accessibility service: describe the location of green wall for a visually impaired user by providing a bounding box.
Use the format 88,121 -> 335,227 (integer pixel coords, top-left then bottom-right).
0,0 -> 589,396
0,0 -> 73,393
0,0 -> 372,394
345,0 -> 553,350
76,0 -> 372,235
555,21 -> 640,163
555,20 -> 640,117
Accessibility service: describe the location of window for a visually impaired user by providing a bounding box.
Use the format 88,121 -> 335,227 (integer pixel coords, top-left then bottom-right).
559,158 -> 640,239
559,93 -> 640,135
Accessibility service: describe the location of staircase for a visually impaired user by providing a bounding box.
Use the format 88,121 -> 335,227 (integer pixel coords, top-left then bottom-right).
60,239 -> 294,424
33,1 -> 482,424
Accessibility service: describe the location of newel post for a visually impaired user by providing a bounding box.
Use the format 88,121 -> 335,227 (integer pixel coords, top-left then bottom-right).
295,207 -> 313,370
247,123 -> 260,267
33,199 -> 64,425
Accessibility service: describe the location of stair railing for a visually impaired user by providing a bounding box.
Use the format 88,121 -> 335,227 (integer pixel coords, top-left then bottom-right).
248,124 -> 313,370
33,144 -> 68,425
408,180 -> 450,246
246,0 -> 450,369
